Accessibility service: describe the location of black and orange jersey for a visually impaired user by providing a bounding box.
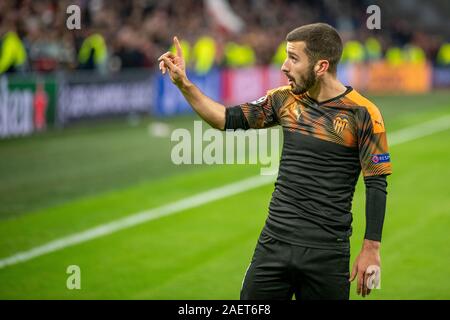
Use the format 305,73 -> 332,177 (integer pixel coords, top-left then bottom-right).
225,86 -> 392,249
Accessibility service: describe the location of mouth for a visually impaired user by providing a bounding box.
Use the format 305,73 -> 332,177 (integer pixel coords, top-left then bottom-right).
286,75 -> 295,85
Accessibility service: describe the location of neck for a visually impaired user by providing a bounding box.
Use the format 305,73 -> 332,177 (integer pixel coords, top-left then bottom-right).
307,74 -> 347,103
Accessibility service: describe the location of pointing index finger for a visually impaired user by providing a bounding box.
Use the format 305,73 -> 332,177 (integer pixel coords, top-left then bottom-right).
174,36 -> 183,58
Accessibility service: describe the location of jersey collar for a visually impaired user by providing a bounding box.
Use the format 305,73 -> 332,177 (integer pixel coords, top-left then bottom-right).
304,86 -> 353,106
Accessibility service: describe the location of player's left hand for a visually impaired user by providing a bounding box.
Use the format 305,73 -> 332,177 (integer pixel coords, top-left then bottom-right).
349,240 -> 381,298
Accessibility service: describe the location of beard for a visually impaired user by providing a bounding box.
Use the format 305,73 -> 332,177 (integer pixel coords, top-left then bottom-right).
289,64 -> 317,95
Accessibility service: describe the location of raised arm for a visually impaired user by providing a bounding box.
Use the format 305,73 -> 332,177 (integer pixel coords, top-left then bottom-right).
158,36 -> 226,130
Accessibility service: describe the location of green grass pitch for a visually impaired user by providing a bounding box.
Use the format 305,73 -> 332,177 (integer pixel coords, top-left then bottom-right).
0,91 -> 449,299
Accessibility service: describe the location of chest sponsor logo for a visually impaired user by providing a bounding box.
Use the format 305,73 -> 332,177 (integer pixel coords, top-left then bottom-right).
333,116 -> 349,134
371,153 -> 390,164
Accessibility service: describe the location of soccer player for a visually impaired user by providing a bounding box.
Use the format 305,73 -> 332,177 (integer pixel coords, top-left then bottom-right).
158,23 -> 392,300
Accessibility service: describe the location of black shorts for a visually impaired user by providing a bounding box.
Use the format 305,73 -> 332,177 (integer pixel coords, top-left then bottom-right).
240,231 -> 350,300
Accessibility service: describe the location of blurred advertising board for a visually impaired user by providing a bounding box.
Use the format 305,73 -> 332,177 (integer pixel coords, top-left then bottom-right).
341,62 -> 432,93
0,75 -> 57,138
0,62 -> 445,139
432,67 -> 450,88
221,66 -> 287,106
57,70 -> 154,125
153,66 -> 286,115
153,67 -> 222,115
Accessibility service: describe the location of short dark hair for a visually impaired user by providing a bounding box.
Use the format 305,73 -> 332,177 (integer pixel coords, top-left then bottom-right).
286,23 -> 343,74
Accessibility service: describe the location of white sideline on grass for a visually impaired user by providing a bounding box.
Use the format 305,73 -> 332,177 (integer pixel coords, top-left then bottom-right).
1,114 -> 450,269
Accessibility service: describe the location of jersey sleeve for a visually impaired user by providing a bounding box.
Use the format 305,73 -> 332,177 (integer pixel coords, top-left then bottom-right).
225,90 -> 279,130
357,106 -> 392,177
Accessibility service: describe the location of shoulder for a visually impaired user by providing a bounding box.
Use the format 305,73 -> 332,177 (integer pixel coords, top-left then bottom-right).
264,86 -> 298,111
267,85 -> 292,97
344,90 -> 385,133
247,86 -> 290,105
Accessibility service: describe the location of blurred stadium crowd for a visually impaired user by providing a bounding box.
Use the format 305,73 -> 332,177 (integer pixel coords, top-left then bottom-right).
1,0 -> 450,75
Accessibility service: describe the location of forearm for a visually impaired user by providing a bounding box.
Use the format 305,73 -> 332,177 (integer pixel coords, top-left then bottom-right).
363,175 -> 388,242
178,77 -> 226,130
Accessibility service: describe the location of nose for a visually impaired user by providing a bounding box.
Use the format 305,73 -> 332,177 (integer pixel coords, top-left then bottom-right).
281,59 -> 289,73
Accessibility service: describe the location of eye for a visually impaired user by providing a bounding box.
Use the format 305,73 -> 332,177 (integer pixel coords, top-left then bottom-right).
289,55 -> 298,63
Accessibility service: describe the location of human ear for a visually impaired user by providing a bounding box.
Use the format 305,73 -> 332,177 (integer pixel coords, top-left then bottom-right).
315,60 -> 329,75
